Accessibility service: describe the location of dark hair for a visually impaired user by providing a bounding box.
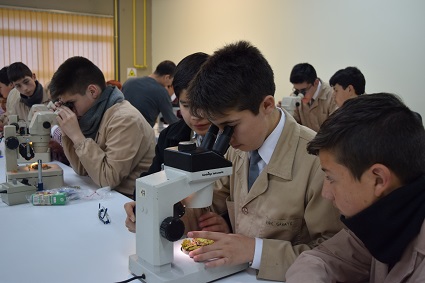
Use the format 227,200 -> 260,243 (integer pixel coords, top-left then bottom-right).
188,40 -> 275,120
154,60 -> 176,77
173,52 -> 209,99
289,63 -> 317,85
7,62 -> 33,82
307,93 -> 425,184
329,66 -> 366,95
49,56 -> 106,101
0,66 -> 11,85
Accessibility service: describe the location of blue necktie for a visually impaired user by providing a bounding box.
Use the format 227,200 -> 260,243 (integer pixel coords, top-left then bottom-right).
193,133 -> 203,147
248,150 -> 262,191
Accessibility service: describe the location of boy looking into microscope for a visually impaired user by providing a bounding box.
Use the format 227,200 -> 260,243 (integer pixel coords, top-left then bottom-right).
289,63 -> 337,132
49,56 -> 155,198
184,41 -> 343,281
125,52 -> 232,233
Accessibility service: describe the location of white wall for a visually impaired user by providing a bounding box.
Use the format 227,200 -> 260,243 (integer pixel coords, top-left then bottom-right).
151,0 -> 425,118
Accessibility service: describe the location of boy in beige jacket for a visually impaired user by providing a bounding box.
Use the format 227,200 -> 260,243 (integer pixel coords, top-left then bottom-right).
286,93 -> 425,282
185,41 -> 343,282
49,56 -> 155,198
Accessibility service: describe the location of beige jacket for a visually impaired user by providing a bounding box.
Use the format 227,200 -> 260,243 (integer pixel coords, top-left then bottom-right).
185,110 -> 343,281
286,222 -> 425,282
293,81 -> 337,132
62,100 -> 155,197
0,88 -> 20,125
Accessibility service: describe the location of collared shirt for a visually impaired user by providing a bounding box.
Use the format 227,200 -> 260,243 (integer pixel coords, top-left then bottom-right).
251,107 -> 286,269
255,107 -> 286,174
312,80 -> 322,101
191,131 -> 203,147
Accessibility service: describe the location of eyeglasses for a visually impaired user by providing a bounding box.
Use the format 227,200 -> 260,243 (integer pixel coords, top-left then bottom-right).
98,203 -> 111,224
293,84 -> 313,96
61,101 -> 75,110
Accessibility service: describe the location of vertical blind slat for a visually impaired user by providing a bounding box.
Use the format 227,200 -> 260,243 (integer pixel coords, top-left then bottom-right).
0,7 -> 114,86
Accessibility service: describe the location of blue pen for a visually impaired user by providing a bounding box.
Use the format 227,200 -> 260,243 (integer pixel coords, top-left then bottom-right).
37,159 -> 43,191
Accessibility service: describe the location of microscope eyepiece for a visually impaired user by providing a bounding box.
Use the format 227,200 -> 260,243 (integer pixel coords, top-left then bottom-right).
178,141 -> 197,152
200,124 -> 219,150
212,125 -> 234,156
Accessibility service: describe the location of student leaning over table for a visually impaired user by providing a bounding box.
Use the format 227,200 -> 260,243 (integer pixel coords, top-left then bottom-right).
286,93 -> 425,283
48,56 -> 155,198
125,52 -> 218,232
180,40 -> 343,282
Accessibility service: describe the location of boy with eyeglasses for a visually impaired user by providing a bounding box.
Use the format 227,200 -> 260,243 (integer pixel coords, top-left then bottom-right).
287,63 -> 337,132
124,52 -> 216,231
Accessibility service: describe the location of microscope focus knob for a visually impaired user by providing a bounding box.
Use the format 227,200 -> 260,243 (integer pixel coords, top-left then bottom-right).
5,136 -> 20,150
160,216 -> 185,242
43,121 -> 51,129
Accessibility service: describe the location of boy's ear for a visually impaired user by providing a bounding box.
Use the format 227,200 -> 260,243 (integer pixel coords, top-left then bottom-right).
370,164 -> 400,197
262,95 -> 276,114
87,84 -> 99,99
32,73 -> 37,80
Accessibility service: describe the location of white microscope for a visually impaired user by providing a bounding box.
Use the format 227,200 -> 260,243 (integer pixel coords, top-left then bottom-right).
280,93 -> 303,116
129,125 -> 249,283
1,104 -> 64,205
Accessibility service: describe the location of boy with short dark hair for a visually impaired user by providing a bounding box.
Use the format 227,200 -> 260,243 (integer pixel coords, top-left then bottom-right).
185,41 -> 343,281
288,63 -> 337,132
124,52 -> 213,229
286,93 -> 425,282
0,66 -> 20,130
122,60 -> 179,127
329,66 -> 366,107
7,62 -> 50,121
49,56 -> 155,198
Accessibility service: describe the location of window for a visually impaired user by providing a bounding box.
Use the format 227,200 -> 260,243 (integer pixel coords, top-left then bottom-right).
0,7 -> 114,86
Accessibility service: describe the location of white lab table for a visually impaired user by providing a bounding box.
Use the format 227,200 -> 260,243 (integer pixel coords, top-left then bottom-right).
0,140 -> 283,283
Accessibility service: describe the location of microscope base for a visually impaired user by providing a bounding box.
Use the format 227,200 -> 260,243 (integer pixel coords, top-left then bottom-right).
6,163 -> 64,190
0,181 -> 37,205
129,240 -> 249,283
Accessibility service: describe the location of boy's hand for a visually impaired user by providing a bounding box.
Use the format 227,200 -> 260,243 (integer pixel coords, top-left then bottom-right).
198,212 -> 230,233
186,231 -> 255,268
56,106 -> 85,145
124,201 -> 136,233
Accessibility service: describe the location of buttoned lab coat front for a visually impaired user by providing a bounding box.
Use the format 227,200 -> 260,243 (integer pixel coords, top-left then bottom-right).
210,110 -> 343,281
